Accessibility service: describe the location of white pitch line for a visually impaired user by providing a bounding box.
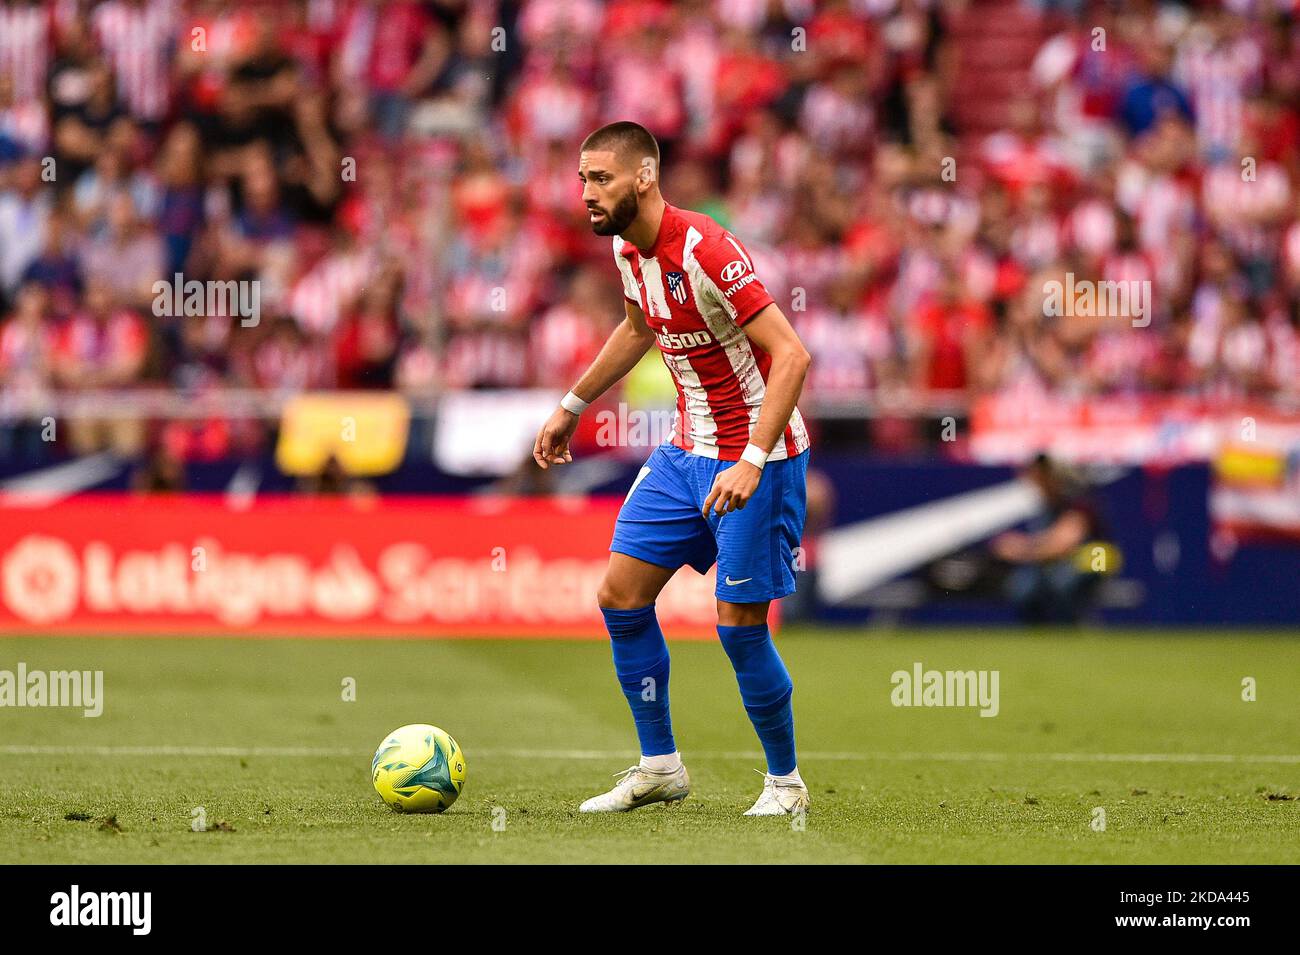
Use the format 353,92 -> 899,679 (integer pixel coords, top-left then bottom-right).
0,745 -> 358,758
1,745 -> 1298,765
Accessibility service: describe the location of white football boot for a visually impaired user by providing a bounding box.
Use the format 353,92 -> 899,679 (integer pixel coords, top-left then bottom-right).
743,772 -> 810,816
578,764 -> 691,812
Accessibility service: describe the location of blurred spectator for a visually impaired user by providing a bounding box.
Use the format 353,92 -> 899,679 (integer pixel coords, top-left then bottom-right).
155,122 -> 206,274
910,268 -> 992,395
795,273 -> 896,397
0,280 -> 56,416
0,1 -> 51,107
335,0 -> 451,140
0,73 -> 47,157
528,264 -> 618,389
52,58 -> 128,183
1118,41 -> 1193,139
246,313 -> 328,395
0,156 -> 51,298
21,201 -> 82,314
53,277 -> 148,455
335,261 -> 402,389
0,279 -> 53,460
92,0 -> 177,127
81,191 -> 165,310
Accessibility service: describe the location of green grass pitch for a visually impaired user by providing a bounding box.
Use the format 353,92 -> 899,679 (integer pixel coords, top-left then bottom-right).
1,629 -> 1297,864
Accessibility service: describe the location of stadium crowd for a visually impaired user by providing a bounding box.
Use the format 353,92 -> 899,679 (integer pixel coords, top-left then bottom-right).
1,0 -> 1299,462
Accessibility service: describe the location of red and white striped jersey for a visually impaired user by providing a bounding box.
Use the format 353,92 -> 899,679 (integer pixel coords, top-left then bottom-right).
92,0 -> 176,123
612,203 -> 809,462
0,2 -> 50,104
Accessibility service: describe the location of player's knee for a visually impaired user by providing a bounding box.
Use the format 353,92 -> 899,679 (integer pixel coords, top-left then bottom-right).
597,579 -> 646,611
716,599 -> 770,627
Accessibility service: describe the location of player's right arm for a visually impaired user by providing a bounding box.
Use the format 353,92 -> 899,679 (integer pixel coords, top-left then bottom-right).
533,300 -> 655,469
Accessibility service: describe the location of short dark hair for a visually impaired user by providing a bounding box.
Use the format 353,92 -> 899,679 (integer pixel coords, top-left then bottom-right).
581,121 -> 660,170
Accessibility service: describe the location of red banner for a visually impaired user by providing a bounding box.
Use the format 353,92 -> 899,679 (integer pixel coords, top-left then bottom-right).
970,393 -> 1300,465
0,494 -> 723,638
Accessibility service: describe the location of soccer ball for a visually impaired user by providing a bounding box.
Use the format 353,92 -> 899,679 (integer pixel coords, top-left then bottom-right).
371,724 -> 467,813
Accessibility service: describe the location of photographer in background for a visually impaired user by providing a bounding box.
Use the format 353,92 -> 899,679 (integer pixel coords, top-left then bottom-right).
991,453 -> 1113,624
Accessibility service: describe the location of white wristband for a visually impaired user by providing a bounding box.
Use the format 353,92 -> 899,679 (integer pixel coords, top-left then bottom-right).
560,390 -> 589,415
740,443 -> 769,469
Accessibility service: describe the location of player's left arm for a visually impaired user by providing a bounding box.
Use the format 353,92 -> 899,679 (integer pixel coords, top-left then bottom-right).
703,303 -> 811,516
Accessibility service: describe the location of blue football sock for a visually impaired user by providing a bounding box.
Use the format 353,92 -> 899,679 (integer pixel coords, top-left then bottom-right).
717,623 -> 796,775
602,605 -> 675,757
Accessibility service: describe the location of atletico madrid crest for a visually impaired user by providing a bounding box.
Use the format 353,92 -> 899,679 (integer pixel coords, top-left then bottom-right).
665,271 -> 688,305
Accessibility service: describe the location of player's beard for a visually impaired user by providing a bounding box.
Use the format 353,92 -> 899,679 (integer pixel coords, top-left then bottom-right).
588,186 -> 639,236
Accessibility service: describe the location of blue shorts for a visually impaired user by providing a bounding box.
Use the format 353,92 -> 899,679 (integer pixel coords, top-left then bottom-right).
610,443 -> 809,603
